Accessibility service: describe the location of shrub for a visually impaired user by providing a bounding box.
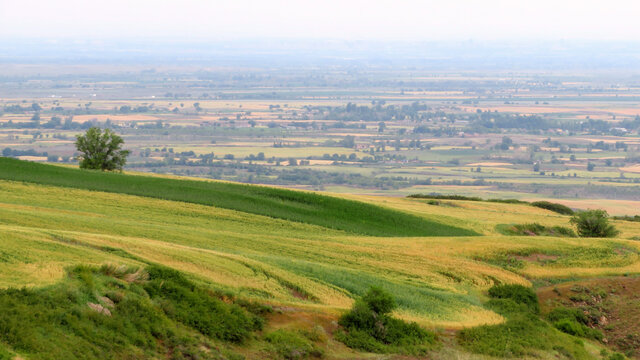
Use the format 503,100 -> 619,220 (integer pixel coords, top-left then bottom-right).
548,306 -> 603,341
408,194 -> 482,201
552,319 -> 603,340
613,215 -> 640,223
486,298 -> 531,316
545,226 -> 578,237
531,201 -> 574,215
360,286 -> 396,314
337,286 -> 436,354
487,198 -> 528,204
570,210 -> 620,238
408,194 -> 527,204
487,284 -> 540,314
548,307 -> 588,325
501,223 -> 576,237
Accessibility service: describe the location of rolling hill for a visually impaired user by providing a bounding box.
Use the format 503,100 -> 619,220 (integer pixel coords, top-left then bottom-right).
1,159 -> 639,359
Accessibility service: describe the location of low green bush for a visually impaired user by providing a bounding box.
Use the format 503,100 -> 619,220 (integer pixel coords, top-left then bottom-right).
548,306 -> 588,324
486,298 -> 531,315
553,319 -> 603,340
487,284 -> 540,314
531,201 -> 575,215
486,198 -> 529,204
408,194 -> 483,201
500,223 -> 576,237
336,286 -> 436,355
548,306 -> 603,341
612,215 -> 640,222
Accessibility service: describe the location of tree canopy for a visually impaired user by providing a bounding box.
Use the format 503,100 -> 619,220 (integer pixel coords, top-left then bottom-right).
75,127 -> 129,171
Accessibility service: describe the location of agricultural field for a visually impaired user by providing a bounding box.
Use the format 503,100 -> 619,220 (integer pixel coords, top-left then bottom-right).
1,65 -> 640,216
0,159 -> 640,359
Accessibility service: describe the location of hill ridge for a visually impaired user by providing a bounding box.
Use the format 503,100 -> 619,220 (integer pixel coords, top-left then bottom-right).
0,158 -> 477,237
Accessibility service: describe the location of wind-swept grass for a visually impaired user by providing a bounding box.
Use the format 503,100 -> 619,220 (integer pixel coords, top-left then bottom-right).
0,158 -> 476,237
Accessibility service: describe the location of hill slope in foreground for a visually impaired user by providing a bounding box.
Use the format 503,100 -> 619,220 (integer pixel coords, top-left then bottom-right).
0,158 -> 639,359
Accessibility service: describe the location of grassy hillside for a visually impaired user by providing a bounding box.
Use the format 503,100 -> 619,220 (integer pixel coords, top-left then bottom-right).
0,179 -> 500,327
0,158 -> 476,237
2,159 -> 640,359
0,265 -> 264,360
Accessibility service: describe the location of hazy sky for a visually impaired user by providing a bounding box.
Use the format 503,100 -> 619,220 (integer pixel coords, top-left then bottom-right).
1,0 -> 639,41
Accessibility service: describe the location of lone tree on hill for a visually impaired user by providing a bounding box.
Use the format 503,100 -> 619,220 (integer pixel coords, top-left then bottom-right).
570,209 -> 619,238
75,127 -> 129,171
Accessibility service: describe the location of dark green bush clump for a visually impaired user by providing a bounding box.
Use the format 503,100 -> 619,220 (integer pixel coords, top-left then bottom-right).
336,286 -> 436,355
531,201 -> 574,215
408,194 -> 482,201
548,307 -> 603,341
553,319 -> 603,340
613,215 -> 640,222
410,194 -> 575,210
487,198 -> 528,204
547,306 -> 588,324
571,210 -> 620,238
501,223 -> 576,237
487,284 -> 540,313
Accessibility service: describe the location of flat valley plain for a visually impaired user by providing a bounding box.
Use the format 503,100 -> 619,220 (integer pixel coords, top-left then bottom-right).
2,66 -> 640,215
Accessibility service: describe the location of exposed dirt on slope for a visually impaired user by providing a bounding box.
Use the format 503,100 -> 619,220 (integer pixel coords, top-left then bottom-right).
538,276 -> 640,359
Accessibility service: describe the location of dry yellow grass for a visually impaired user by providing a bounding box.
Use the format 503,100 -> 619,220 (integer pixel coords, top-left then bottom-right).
620,164 -> 640,173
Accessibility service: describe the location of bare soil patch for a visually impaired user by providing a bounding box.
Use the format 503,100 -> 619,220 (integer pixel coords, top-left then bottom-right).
538,276 -> 640,358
